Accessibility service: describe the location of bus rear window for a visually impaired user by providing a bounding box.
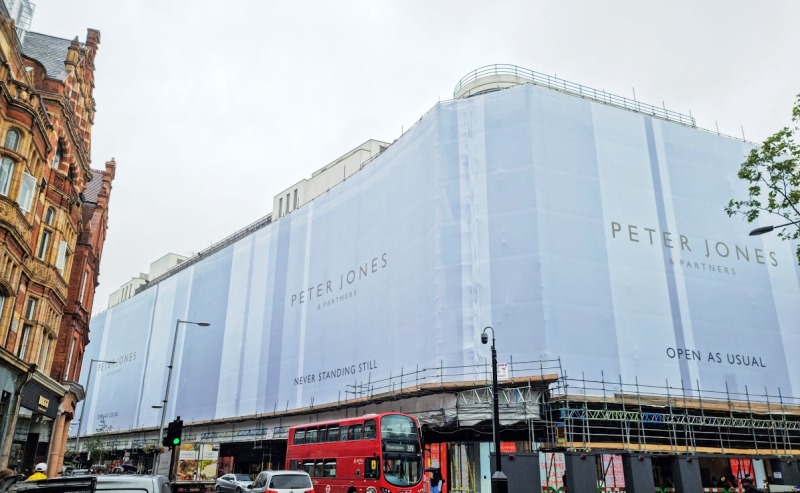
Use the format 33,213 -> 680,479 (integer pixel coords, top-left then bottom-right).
294,429 -> 305,444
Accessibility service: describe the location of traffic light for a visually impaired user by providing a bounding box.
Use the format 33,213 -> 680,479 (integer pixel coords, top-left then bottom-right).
163,418 -> 184,448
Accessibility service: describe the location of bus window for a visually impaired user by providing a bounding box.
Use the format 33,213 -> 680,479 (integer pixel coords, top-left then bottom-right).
340,425 -> 348,440
289,460 -> 299,470
303,461 -> 315,476
295,429 -> 305,445
319,427 -> 327,442
365,457 -> 379,479
323,460 -> 336,478
307,428 -> 318,443
352,424 -> 363,440
327,426 -> 339,441
314,460 -> 324,478
364,420 -> 376,439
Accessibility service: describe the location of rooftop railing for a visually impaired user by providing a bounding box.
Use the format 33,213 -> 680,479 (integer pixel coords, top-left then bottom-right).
454,64 -> 697,128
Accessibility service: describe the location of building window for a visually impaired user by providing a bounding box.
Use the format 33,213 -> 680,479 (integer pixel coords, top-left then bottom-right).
0,295 -> 5,321
0,158 -> 13,196
286,193 -> 291,212
24,298 -> 37,320
4,129 -> 20,152
79,270 -> 88,304
45,207 -> 55,225
293,189 -> 298,209
52,142 -> 63,169
17,324 -> 31,358
278,197 -> 283,217
64,337 -> 75,379
56,240 -> 68,273
38,337 -> 50,368
37,230 -> 51,260
18,172 -> 35,212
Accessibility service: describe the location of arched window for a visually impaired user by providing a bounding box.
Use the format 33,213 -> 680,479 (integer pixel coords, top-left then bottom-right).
4,129 -> 20,152
52,141 -> 63,169
45,207 -> 55,225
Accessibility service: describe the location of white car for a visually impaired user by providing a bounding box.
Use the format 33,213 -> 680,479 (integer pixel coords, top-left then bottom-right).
247,471 -> 313,493
215,474 -> 254,493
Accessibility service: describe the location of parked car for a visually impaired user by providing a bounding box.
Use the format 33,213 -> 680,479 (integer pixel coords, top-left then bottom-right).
247,471 -> 312,493
6,474 -> 171,493
215,474 -> 253,493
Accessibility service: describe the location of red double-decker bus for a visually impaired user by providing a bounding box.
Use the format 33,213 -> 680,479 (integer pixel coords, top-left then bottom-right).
286,412 -> 423,493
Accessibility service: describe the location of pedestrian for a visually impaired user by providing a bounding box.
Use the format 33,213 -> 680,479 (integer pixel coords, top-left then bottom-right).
740,476 -> 757,493
26,463 -> 47,481
429,469 -> 444,493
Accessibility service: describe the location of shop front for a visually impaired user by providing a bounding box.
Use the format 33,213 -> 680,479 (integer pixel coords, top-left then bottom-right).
9,380 -> 60,474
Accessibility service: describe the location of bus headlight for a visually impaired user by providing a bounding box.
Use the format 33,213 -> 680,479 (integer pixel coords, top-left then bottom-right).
366,488 -> 377,493
380,489 -> 391,493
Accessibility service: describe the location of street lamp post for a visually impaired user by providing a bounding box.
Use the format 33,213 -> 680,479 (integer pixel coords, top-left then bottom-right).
482,326 -> 507,493
749,220 -> 800,236
155,319 -> 210,471
75,358 -> 116,455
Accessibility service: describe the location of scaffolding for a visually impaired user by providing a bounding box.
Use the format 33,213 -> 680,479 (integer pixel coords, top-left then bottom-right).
74,357 -> 800,460
544,373 -> 800,457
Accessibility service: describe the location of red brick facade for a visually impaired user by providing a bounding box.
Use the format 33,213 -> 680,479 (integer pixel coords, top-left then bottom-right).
0,6 -> 113,476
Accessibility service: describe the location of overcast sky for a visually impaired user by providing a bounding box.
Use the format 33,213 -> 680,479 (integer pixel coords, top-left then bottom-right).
29,1 -> 800,315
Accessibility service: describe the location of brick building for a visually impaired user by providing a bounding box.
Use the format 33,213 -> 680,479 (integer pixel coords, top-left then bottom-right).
0,4 -> 113,477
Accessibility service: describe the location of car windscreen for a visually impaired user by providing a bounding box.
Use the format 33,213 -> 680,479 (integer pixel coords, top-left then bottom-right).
268,475 -> 311,489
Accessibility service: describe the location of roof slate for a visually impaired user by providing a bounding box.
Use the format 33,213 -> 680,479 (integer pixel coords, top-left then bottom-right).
80,170 -> 104,225
21,31 -> 74,81
83,169 -> 104,203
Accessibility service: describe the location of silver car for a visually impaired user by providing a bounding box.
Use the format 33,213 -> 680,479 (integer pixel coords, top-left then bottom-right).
215,474 -> 254,493
248,471 -> 313,493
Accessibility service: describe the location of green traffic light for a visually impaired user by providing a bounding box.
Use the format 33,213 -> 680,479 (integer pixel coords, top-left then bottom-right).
172,438 -> 180,445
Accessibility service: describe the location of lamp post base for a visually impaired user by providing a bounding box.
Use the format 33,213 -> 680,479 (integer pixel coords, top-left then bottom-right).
491,471 -> 508,493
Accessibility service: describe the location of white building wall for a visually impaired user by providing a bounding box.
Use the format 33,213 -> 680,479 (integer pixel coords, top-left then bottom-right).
272,139 -> 389,219
107,275 -> 148,308
149,252 -> 188,280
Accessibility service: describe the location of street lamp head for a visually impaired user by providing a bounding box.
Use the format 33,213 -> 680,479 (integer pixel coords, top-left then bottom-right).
197,322 -> 210,327
749,225 -> 775,236
481,332 -> 488,345
151,405 -> 163,409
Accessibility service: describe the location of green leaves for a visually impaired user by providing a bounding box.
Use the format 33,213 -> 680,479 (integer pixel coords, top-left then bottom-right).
726,93 -> 800,263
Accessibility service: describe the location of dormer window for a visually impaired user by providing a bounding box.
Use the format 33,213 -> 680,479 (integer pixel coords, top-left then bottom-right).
4,129 -> 20,152
52,142 -> 63,169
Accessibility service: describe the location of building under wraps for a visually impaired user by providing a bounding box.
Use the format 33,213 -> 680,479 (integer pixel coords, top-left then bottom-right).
76,65 -> 800,492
